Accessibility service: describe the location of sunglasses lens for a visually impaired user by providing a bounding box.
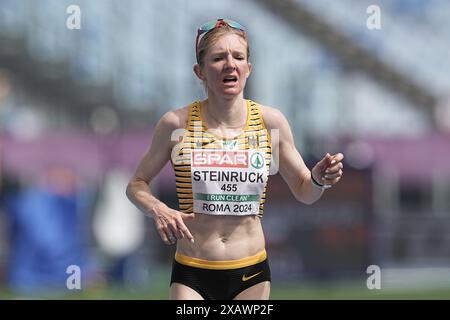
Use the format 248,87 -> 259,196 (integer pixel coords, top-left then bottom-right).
199,20 -> 217,31
223,19 -> 246,31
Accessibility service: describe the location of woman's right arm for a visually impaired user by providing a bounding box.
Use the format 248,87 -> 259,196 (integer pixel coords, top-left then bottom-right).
126,111 -> 194,245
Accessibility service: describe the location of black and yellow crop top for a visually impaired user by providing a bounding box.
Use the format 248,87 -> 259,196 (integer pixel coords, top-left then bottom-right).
171,100 -> 272,218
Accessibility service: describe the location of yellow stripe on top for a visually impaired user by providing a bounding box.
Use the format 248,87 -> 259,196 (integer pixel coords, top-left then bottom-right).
175,250 -> 267,270
172,99 -> 272,217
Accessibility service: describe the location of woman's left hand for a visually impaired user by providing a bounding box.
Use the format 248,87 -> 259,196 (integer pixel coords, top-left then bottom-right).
311,153 -> 344,187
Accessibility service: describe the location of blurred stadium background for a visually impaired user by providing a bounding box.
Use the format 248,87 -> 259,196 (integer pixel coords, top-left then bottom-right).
1,0 -> 450,299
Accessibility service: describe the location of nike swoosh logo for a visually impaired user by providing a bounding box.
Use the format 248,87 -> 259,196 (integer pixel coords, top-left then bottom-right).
195,139 -> 216,148
242,271 -> 263,281
196,141 -> 209,147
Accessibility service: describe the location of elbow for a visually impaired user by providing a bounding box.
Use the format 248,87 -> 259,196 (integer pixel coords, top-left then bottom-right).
295,196 -> 316,206
125,178 -> 139,201
293,193 -> 318,206
125,182 -> 133,201
301,198 -> 317,206
126,177 -> 150,201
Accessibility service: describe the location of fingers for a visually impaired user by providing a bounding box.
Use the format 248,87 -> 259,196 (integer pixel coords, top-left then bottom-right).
322,162 -> 343,183
318,152 -> 344,185
331,153 -> 344,164
168,222 -> 183,240
322,169 -> 343,182
155,215 -> 178,245
315,153 -> 342,172
323,153 -> 344,171
177,223 -> 195,243
177,212 -> 195,243
318,153 -> 333,170
154,210 -> 195,245
325,162 -> 344,175
169,211 -> 194,242
156,223 -> 175,245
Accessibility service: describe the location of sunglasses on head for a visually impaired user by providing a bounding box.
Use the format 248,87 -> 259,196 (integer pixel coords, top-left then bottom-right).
195,18 -> 246,63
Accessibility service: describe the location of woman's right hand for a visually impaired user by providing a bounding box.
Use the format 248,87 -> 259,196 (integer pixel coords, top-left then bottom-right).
151,202 -> 195,245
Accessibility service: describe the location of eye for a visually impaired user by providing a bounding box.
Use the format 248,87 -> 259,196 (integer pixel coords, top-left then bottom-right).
213,57 -> 223,61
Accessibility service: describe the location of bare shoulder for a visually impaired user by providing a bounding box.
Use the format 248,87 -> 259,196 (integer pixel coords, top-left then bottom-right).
258,104 -> 287,130
158,104 -> 190,131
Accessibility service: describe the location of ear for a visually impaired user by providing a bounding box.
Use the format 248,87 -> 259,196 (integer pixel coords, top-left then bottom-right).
246,62 -> 253,78
193,64 -> 206,81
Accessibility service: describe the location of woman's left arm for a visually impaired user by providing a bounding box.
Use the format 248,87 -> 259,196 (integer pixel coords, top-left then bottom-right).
262,106 -> 344,205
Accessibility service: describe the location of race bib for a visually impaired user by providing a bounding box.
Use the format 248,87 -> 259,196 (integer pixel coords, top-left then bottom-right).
191,149 -> 268,216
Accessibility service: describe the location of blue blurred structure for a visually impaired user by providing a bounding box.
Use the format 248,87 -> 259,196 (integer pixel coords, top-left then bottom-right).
4,167 -> 88,294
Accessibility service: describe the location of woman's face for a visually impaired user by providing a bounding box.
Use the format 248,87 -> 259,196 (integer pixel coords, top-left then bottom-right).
195,33 -> 252,97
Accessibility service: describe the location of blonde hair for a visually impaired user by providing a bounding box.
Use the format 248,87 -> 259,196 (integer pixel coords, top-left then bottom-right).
197,25 -> 250,65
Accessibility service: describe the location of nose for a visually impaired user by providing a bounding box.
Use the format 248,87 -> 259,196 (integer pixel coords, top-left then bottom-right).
223,54 -> 236,70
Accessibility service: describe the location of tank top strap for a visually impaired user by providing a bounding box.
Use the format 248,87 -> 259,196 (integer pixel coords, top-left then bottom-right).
245,100 -> 267,134
186,101 -> 203,132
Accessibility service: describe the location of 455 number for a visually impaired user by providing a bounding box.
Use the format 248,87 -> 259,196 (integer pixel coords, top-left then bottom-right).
221,184 -> 237,192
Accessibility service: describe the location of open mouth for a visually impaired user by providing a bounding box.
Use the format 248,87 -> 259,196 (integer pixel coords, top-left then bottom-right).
223,75 -> 238,83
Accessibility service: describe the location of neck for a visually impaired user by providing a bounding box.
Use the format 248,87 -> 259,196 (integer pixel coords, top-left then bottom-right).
203,93 -> 247,129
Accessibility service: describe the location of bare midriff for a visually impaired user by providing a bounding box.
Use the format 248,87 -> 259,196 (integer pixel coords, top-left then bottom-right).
176,214 -> 265,261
